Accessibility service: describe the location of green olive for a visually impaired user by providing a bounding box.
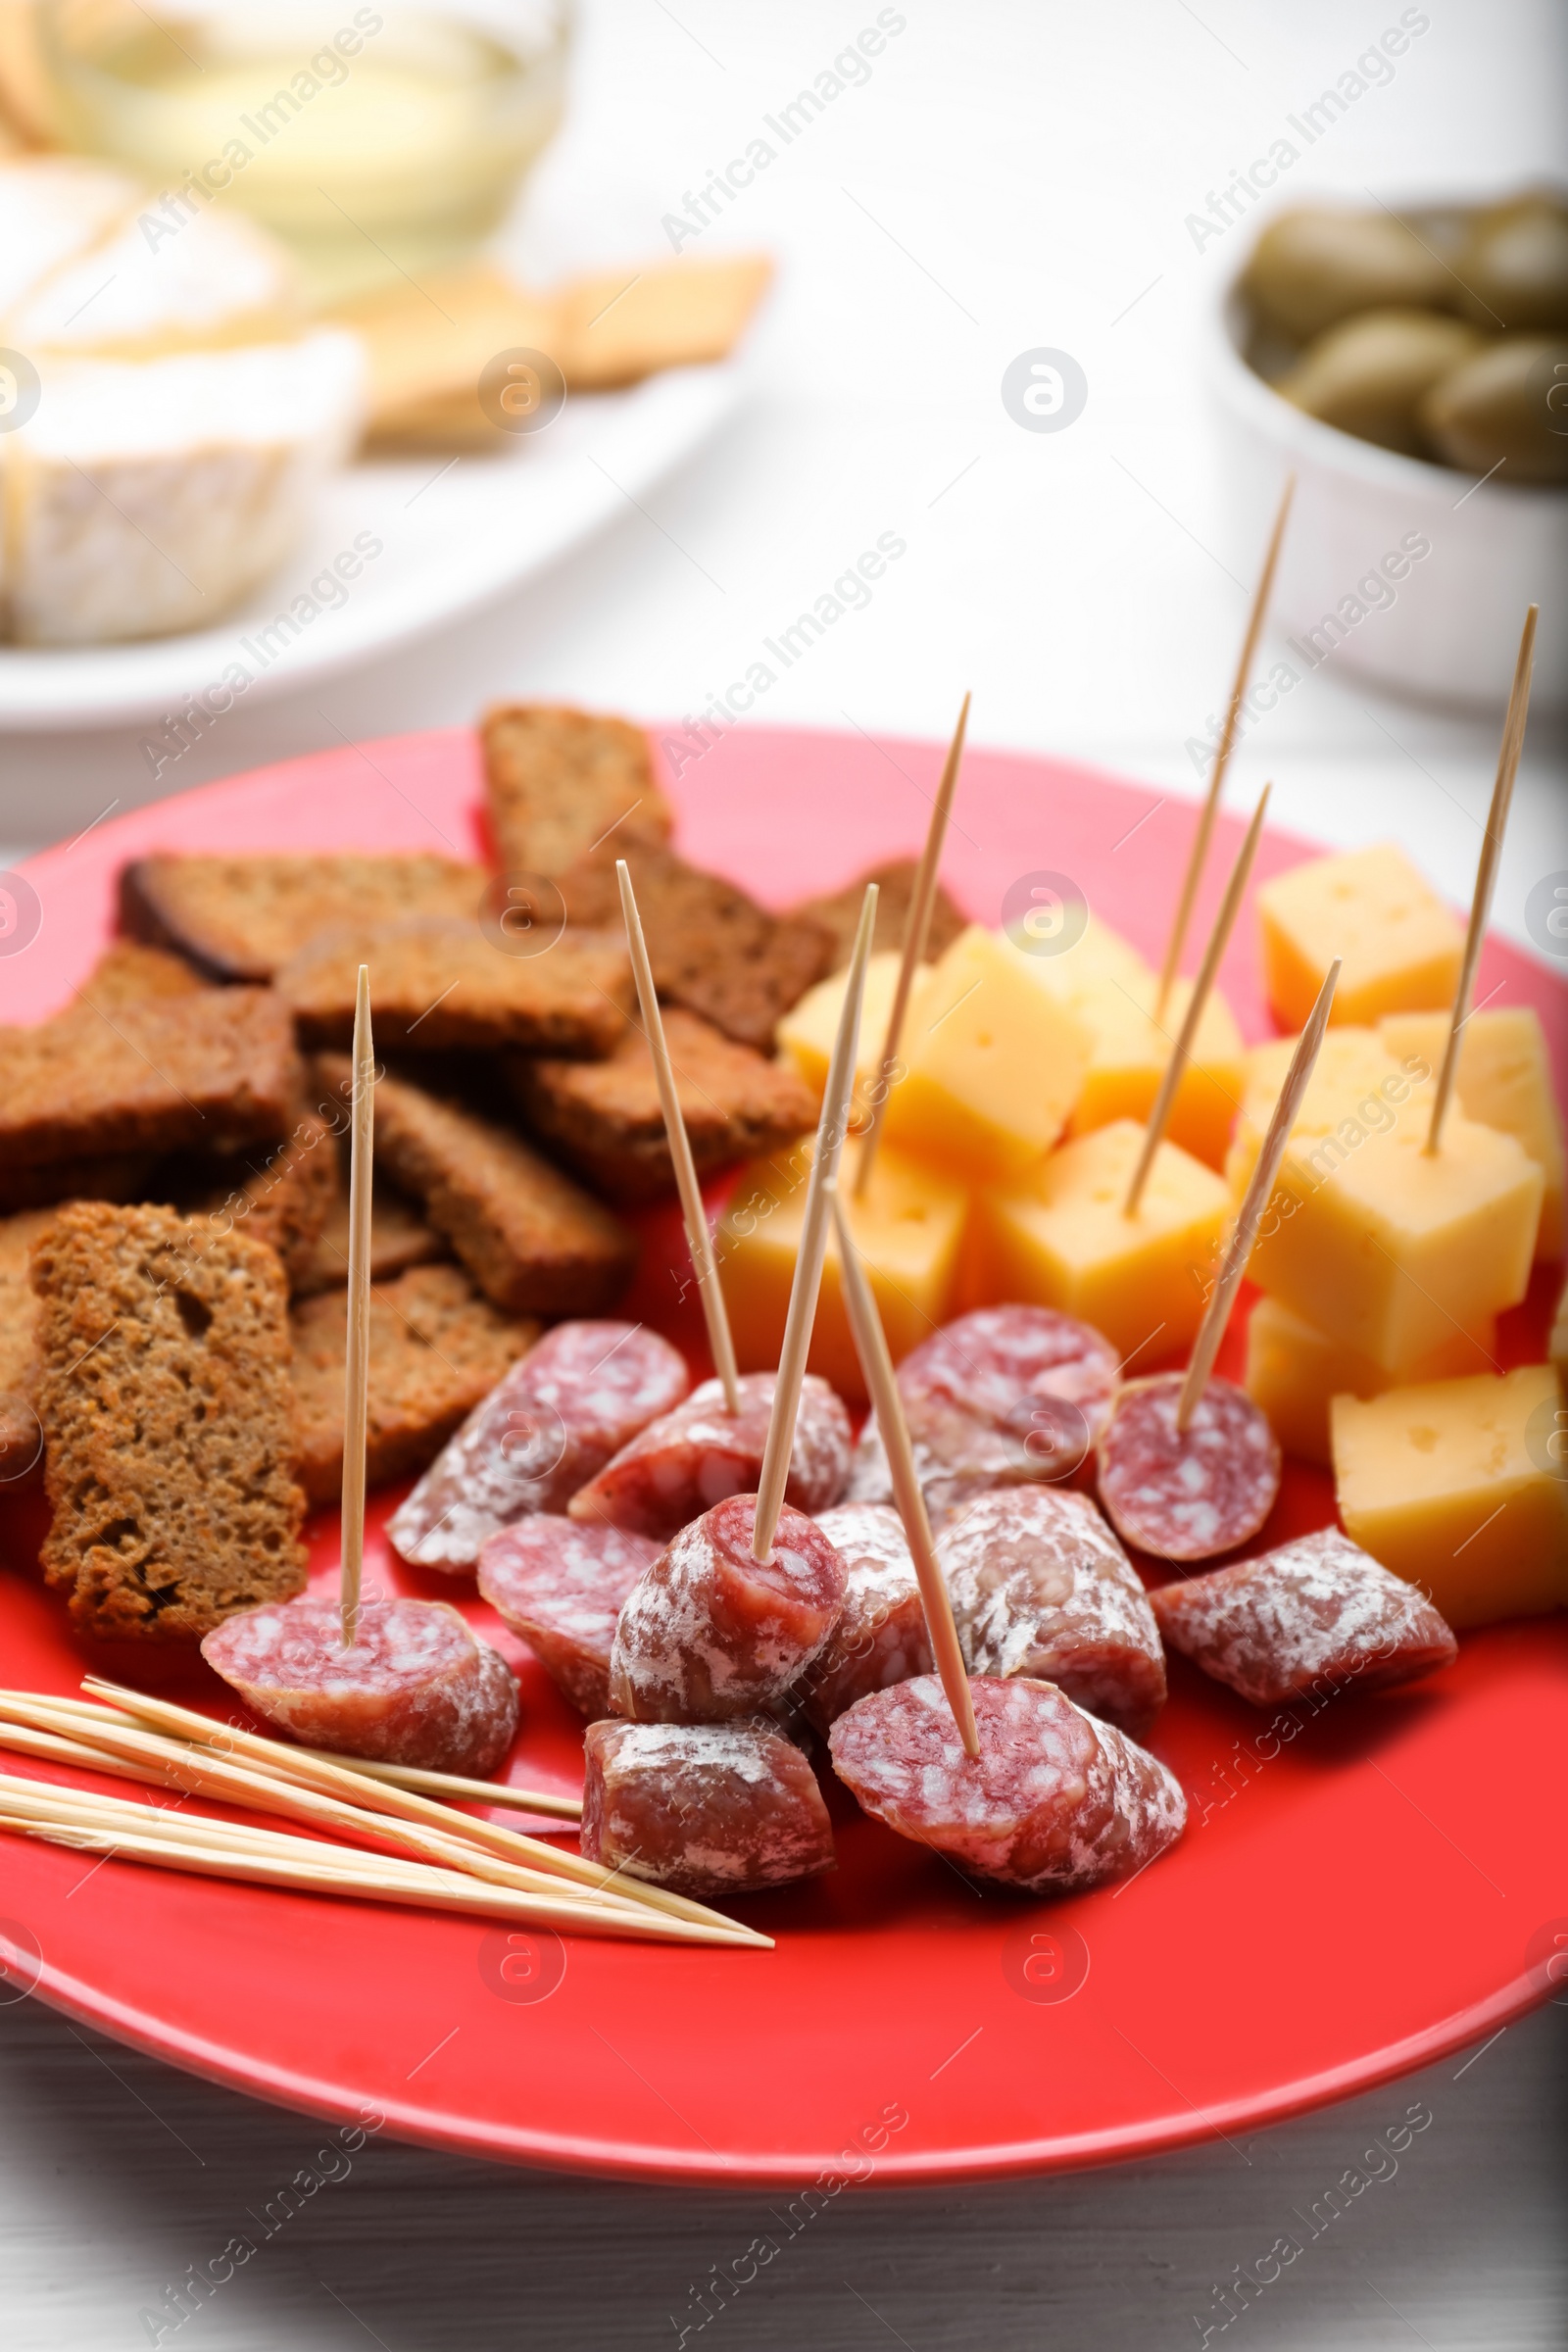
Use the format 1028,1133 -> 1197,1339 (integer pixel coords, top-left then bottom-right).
1277,310 -> 1486,455
1452,193 -> 1568,330
1242,208 -> 1452,342
1419,336 -> 1568,483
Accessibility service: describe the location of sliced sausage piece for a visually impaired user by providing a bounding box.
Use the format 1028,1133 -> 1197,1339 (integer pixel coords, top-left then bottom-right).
1151,1525 -> 1458,1708
828,1673 -> 1185,1894
389,1320 -> 689,1571
609,1493 -> 847,1722
1096,1373 -> 1281,1564
849,1304 -> 1119,1506
581,1718 -> 835,1897
567,1369 -> 852,1541
201,1595 -> 518,1775
938,1487 -> 1166,1739
798,1501 -> 934,1734
477,1515 -> 662,1718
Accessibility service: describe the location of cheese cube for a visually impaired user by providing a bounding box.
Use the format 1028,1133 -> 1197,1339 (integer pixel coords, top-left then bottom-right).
1332,1366 -> 1568,1627
1001,912 -> 1152,1002
716,1137 -> 968,1405
966,1118 -> 1232,1364
1065,972 -> 1247,1171
1379,1007 -> 1565,1261
1225,1027 -> 1426,1198
1249,1111 -> 1544,1373
775,951 -> 934,1117
881,925 -> 1092,1183
1244,1292 -> 1497,1466
1257,843 -> 1463,1029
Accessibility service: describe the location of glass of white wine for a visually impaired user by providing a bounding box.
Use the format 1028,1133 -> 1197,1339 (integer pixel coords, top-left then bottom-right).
37,0 -> 573,304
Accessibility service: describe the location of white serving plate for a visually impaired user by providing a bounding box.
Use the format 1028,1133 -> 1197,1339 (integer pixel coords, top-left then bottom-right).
0,360 -> 741,732
1203,233 -> 1568,711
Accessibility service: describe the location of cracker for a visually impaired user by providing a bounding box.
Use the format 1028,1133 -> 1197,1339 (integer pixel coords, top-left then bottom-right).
558,255 -> 772,388
0,988 -> 302,1170
481,703 -> 671,878
318,1056 -> 637,1316
31,1202 -> 306,1641
334,262 -> 564,448
790,858 -> 967,972
556,841 -> 833,1052
514,1006 -> 816,1203
290,1262 -> 539,1503
277,915 -> 632,1056
119,853 -> 489,983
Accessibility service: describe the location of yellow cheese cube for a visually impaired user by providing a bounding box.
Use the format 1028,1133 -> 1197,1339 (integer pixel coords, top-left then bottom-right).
881,924 -> 1092,1183
715,1137 -> 968,1405
1001,912 -> 1152,1002
965,1118 -> 1232,1364
1256,842 -> 1463,1029
1332,1366 -> 1568,1627
1244,1292 -> 1497,1466
1065,972 -> 1247,1172
1379,1007 -> 1566,1261
776,951 -> 934,1115
1225,1027 -> 1426,1197
1249,1110 -> 1544,1373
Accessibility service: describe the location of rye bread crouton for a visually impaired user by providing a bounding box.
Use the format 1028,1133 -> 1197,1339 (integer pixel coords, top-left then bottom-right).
513,1007 -> 817,1203
0,989 -> 302,1171
290,1262 -> 539,1502
481,704 -> 671,878
556,842 -> 834,1051
163,1104 -> 340,1289
0,1208 -> 54,1483
30,1202 -> 307,1642
0,1153 -> 161,1216
119,853 -> 489,983
791,858 -> 967,972
318,1057 -> 637,1316
277,916 -> 632,1056
292,1176 -> 447,1297
74,941 -> 210,1010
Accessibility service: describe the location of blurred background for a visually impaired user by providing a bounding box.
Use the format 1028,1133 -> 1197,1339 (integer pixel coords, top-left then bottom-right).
0,0 -> 1564,956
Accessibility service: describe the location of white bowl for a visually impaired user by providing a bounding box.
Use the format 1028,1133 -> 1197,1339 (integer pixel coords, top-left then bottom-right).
1203,246 -> 1568,711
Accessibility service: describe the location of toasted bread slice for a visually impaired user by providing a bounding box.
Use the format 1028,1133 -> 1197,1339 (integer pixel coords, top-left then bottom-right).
290,1262 -> 539,1503
74,940 -> 210,1009
791,858 -> 967,973
0,1207 -> 55,1484
514,1006 -> 816,1203
292,1173 -> 447,1297
277,916 -> 632,1056
0,989 -> 301,1170
480,704 -> 671,879
31,1201 -> 306,1641
163,1103 -> 339,1289
556,842 -> 833,1052
119,853 -> 489,982
0,1153 -> 161,1215
318,1057 -> 637,1315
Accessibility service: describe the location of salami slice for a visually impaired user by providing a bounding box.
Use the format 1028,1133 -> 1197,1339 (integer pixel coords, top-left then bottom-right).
201,1595 -> 518,1775
609,1493 -> 848,1722
567,1370 -> 852,1542
798,1502 -> 934,1734
828,1674 -> 1185,1894
581,1718 -> 835,1897
848,1304 -> 1119,1508
1151,1526 -> 1458,1708
389,1320 -> 688,1571
937,1487 -> 1166,1738
477,1516 -> 662,1718
1096,1373 -> 1281,1563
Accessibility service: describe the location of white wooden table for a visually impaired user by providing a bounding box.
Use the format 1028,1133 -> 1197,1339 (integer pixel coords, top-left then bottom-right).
1,4 -> 1565,2342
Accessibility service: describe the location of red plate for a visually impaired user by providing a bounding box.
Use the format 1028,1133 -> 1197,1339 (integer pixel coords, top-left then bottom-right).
2,724 -> 1564,2183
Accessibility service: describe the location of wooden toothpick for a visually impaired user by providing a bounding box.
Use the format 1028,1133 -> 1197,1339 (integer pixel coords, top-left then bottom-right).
751,883 -> 878,1563
1124,784 -> 1271,1217
1156,473 -> 1294,1017
853,691 -> 970,1200
1177,957 -> 1340,1431
339,963 -> 373,1648
1425,604 -> 1538,1155
830,1194 -> 979,1757
616,858 -> 741,1411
